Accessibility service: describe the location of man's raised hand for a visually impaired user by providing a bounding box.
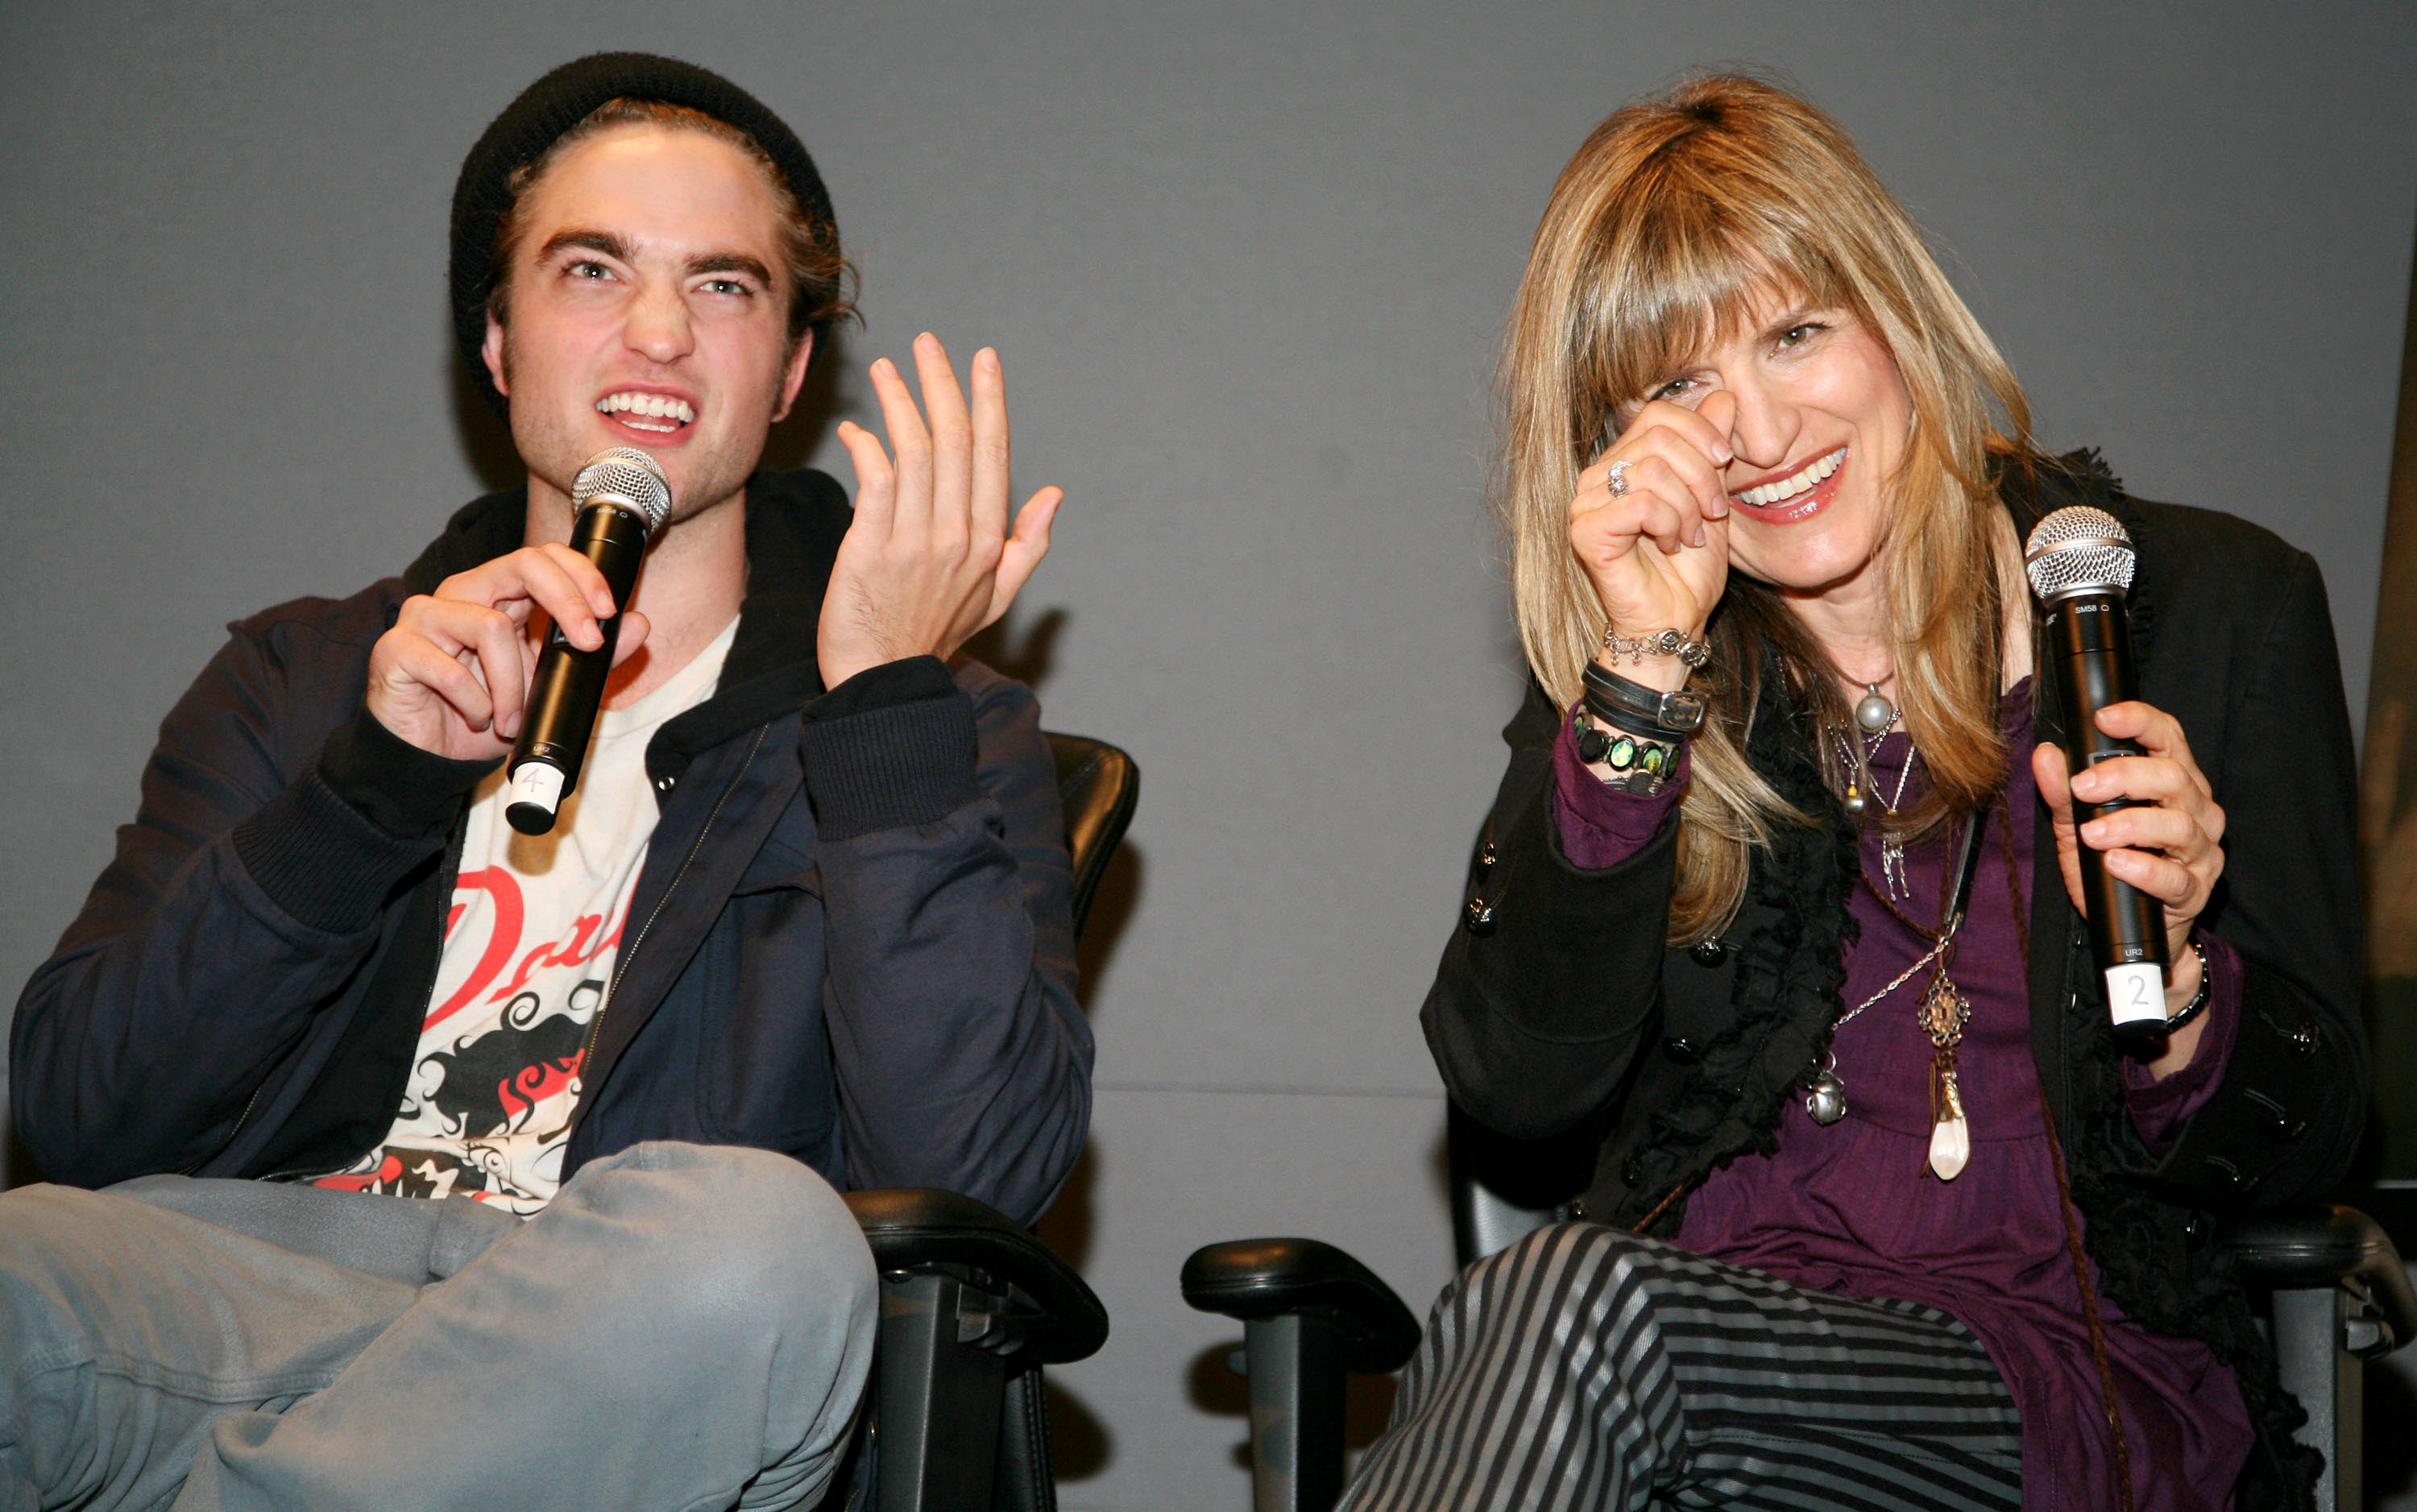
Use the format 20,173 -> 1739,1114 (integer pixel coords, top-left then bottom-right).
366,545 -> 651,762
820,334 -> 1063,690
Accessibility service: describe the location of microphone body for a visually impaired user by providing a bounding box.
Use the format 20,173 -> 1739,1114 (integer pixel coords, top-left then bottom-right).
2025,507 -> 2170,1034
505,449 -> 673,835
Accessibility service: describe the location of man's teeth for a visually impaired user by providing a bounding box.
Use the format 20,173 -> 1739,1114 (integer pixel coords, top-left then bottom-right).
596,392 -> 696,431
1736,447 -> 1847,507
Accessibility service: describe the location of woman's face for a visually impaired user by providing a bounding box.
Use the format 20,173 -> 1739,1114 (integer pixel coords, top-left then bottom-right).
1622,289 -> 1914,601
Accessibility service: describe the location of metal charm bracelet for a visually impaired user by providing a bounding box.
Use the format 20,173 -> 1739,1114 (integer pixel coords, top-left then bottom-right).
1602,627 -> 1710,669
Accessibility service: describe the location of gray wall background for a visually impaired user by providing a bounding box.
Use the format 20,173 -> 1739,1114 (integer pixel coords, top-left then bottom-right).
5,4 -> 2412,1506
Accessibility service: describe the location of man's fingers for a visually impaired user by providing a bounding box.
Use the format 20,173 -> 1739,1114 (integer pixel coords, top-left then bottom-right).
517,547 -> 612,652
384,638 -> 495,732
914,333 -> 974,541
968,346 -> 1011,543
610,610 -> 652,669
456,613 -> 530,739
985,487 -> 1062,626
534,543 -> 619,621
442,547 -> 610,649
869,355 -> 935,532
835,420 -> 898,541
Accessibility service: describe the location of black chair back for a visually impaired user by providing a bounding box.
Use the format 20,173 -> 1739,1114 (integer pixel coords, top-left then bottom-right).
1045,732 -> 1137,938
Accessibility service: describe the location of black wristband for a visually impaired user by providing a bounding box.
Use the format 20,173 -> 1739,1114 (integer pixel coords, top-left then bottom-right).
1581,661 -> 1705,739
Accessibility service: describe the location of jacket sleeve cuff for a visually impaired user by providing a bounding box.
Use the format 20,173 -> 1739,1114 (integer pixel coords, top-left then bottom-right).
230,715 -> 491,934
800,657 -> 982,841
319,714 -> 499,839
2147,951 -> 2338,1208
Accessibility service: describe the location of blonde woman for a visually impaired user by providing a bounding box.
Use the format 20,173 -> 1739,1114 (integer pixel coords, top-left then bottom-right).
1350,77 -> 2365,1512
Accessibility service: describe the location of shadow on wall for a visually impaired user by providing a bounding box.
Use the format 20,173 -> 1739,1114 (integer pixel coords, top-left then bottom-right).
1033,1145 -> 1110,1481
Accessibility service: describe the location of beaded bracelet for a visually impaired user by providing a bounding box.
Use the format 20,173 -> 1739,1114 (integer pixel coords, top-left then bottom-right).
2159,937 -> 2212,1036
1575,709 -> 1684,797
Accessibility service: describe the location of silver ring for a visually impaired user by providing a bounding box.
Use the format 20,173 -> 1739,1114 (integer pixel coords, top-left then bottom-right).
1606,459 -> 1631,499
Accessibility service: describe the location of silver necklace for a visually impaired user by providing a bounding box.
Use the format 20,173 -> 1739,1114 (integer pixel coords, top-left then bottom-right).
1804,932 -> 1950,1126
1834,699 -> 1917,900
1838,681 -> 1897,816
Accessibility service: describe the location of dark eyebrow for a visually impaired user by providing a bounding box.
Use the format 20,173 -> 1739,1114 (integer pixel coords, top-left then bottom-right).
686,251 -> 774,284
535,230 -> 632,265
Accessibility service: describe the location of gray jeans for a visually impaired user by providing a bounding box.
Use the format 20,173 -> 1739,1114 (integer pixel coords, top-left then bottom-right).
0,1141 -> 877,1512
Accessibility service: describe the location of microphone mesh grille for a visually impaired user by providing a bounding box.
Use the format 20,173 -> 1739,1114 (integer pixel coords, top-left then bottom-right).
2023,505 -> 2134,600
571,447 -> 673,532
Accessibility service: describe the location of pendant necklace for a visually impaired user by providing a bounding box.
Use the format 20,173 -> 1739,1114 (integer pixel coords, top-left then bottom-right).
1834,681 -> 1917,900
1839,681 -> 1895,815
1803,811 -> 1986,1182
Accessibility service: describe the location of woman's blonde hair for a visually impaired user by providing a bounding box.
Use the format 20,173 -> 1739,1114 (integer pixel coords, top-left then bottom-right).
1499,74 -> 2035,941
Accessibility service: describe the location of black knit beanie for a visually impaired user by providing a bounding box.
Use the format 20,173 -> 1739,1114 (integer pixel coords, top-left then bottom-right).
449,52 -> 837,417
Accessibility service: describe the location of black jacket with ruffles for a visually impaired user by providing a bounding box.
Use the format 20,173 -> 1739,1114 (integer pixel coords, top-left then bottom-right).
1422,458 -> 2366,1510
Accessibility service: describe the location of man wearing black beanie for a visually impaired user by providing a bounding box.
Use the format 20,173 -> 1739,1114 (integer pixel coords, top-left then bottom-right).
4,53 -> 1088,1508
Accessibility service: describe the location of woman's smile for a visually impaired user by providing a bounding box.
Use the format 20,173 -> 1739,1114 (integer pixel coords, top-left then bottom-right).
1728,445 -> 1849,525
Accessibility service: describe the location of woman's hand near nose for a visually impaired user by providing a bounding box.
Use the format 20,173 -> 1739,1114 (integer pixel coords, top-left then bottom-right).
1569,391 -> 1737,689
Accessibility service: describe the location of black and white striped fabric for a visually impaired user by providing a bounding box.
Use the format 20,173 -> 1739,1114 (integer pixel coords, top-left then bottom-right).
1338,1223 -> 2023,1512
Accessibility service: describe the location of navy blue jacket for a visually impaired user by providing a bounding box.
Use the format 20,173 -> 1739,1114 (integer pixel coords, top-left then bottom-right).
14,468 -> 1092,1225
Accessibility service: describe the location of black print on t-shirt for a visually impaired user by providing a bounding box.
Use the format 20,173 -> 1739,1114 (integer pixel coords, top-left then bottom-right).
419,990 -> 593,1138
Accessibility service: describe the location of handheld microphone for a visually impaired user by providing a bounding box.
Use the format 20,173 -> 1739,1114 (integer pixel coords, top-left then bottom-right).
504,448 -> 673,835
2023,505 -> 2170,1035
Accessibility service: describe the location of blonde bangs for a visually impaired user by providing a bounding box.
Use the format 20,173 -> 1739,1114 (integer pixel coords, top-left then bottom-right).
1565,181 -> 1860,466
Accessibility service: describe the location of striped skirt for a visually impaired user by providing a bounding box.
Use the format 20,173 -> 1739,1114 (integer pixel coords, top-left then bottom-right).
1338,1223 -> 2023,1512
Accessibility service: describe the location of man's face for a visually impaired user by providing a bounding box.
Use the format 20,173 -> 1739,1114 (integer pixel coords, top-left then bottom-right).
483,122 -> 811,523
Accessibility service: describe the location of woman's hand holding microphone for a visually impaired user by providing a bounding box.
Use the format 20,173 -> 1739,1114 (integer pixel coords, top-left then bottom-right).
1568,392 -> 1739,693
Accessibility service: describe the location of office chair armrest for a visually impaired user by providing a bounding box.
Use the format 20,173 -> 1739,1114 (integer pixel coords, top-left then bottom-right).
2223,1202 -> 2415,1359
1180,1237 -> 1422,1374
846,1187 -> 1109,1365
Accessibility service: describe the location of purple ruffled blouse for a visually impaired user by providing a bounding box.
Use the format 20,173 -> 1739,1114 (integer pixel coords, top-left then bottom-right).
1551,683 -> 2253,1511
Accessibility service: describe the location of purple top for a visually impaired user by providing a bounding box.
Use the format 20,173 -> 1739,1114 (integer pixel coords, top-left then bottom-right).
1553,686 -> 2252,1511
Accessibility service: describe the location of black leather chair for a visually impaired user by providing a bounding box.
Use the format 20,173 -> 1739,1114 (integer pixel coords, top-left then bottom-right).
1185,1104 -> 2416,1512
843,731 -> 1137,1512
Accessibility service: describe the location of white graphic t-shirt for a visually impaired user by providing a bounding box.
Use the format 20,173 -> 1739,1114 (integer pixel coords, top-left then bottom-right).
313,616 -> 738,1214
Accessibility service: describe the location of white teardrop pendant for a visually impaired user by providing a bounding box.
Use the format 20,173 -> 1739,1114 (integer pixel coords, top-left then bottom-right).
1927,1063 -> 1971,1181
1928,1112 -> 1971,1181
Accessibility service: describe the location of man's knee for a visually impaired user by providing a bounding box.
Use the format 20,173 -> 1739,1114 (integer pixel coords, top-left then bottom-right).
0,1185 -> 105,1340
562,1142 -> 877,1347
